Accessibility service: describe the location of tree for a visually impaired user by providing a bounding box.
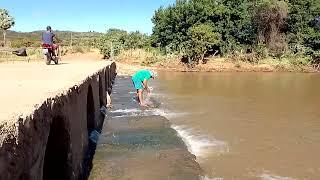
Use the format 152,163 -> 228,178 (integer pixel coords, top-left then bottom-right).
149,0 -> 319,63
0,9 -> 15,45
151,0 -> 254,55
98,29 -> 127,59
253,0 -> 289,58
124,31 -> 149,50
184,23 -> 221,63
286,0 -> 320,53
98,29 -> 152,59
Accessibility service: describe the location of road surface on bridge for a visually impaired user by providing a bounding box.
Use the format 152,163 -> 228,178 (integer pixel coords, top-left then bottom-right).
0,59 -> 112,127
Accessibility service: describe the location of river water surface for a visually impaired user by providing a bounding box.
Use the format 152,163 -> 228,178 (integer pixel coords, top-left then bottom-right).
152,72 -> 320,180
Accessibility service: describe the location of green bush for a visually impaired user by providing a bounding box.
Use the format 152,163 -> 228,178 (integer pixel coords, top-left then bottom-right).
10,39 -> 39,48
141,56 -> 159,66
98,29 -> 127,59
229,51 -> 259,64
72,46 -> 84,53
182,24 -> 221,63
254,44 -> 269,59
98,29 -> 151,59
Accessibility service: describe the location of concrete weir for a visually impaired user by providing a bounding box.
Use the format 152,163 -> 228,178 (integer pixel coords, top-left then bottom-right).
0,61 -> 117,180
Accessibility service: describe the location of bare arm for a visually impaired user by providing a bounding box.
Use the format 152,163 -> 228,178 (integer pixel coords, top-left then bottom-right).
142,79 -> 150,93
142,79 -> 147,89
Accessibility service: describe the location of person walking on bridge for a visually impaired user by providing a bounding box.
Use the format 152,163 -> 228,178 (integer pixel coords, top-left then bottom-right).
131,70 -> 157,107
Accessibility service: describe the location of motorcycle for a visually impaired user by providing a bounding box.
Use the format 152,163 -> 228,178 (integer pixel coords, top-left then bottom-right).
42,43 -> 59,65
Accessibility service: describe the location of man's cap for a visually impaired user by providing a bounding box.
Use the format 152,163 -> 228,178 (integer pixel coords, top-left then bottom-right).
150,70 -> 158,78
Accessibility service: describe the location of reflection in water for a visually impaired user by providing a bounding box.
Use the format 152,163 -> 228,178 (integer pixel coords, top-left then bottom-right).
153,72 -> 320,180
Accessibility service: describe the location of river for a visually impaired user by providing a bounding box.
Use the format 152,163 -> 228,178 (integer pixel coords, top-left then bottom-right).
152,72 -> 320,180
90,72 -> 320,180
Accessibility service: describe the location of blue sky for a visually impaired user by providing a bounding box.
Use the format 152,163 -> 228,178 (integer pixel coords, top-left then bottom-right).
0,0 -> 175,33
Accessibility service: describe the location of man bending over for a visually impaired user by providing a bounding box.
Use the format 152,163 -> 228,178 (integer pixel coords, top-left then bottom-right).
131,70 -> 157,107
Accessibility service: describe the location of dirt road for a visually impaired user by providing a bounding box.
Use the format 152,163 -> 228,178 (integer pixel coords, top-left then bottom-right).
0,58 -> 112,128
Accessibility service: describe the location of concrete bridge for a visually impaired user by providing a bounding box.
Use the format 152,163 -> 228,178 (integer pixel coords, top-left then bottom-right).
0,60 -> 117,180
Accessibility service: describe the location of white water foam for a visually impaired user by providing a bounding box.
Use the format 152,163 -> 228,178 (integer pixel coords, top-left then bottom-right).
111,108 -> 188,119
110,108 -> 141,117
259,173 -> 296,180
111,108 -> 229,159
111,108 -> 141,113
172,125 -> 229,158
146,108 -> 188,119
200,176 -> 224,180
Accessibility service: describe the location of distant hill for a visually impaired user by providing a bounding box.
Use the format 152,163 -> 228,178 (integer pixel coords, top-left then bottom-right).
0,30 -> 103,48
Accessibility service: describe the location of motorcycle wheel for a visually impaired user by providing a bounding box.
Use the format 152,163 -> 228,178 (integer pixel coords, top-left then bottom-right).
54,57 -> 59,65
45,53 -> 51,65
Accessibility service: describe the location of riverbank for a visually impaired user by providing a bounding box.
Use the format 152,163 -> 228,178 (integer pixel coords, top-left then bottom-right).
120,58 -> 319,73
2,49 -> 318,73
115,49 -> 319,73
115,60 -> 318,78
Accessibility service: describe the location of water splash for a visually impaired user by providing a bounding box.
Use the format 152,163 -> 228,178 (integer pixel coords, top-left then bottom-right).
259,173 -> 296,180
111,108 -> 141,114
200,176 -> 224,180
172,125 -> 229,158
110,108 -> 188,119
111,107 -> 229,158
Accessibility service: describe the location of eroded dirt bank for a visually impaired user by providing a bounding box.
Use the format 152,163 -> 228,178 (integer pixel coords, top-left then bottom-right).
0,60 -> 117,180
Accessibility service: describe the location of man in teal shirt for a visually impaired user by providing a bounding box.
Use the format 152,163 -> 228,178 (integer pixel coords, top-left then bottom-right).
132,70 -> 157,106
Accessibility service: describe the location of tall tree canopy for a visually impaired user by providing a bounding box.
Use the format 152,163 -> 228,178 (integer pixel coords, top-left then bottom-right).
151,0 -> 320,62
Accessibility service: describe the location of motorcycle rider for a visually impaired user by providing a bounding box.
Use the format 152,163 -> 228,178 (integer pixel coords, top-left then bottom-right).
42,26 -> 58,57
42,26 -> 55,45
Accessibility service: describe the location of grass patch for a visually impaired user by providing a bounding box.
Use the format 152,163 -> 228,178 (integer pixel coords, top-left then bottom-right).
0,48 -> 43,62
116,49 -> 177,66
60,46 -> 91,55
0,46 -> 93,63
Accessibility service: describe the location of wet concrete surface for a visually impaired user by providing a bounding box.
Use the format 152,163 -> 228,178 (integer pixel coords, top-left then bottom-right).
89,76 -> 203,180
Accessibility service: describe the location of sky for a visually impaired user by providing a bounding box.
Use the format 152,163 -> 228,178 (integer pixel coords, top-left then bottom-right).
0,0 -> 175,34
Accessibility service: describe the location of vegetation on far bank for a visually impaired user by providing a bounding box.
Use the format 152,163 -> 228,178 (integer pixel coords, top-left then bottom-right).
97,0 -> 320,71
1,1 -> 320,71
0,30 -> 102,48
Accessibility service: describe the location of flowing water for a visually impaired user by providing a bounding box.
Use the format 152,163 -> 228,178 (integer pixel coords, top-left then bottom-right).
151,72 -> 320,180
90,73 -> 320,180
89,77 -> 202,180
